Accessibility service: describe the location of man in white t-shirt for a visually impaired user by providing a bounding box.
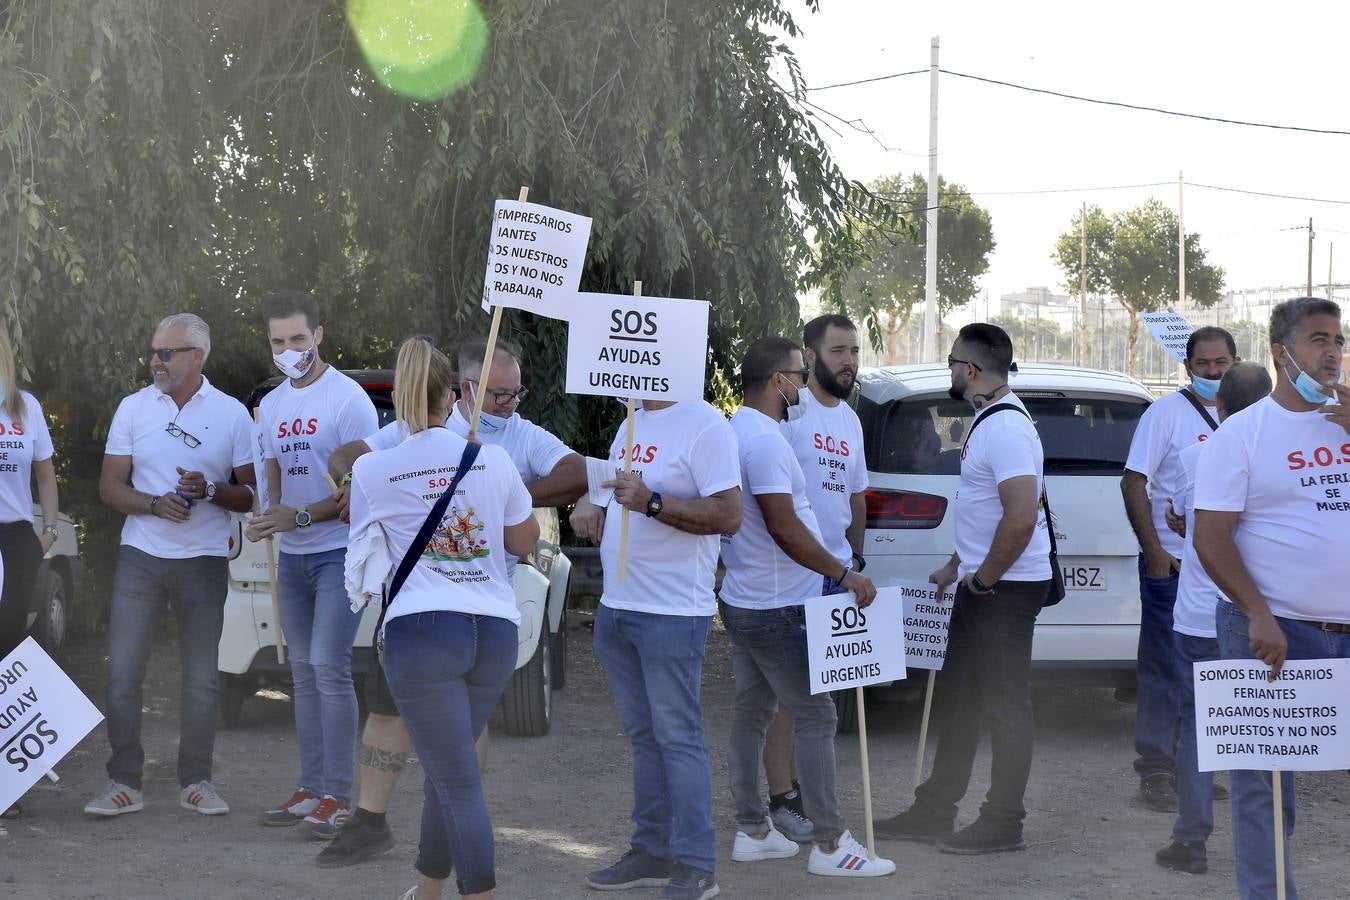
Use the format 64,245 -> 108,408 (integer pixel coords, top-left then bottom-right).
1194,297 -> 1350,900
317,336 -> 585,868
772,314 -> 869,836
874,323 -> 1051,855
245,291 -> 379,839
571,397 -> 740,900
1154,362 -> 1270,877
87,314 -> 255,819
719,337 -> 893,879
1121,326 -> 1237,812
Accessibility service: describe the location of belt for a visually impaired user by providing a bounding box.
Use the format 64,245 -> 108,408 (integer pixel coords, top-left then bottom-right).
1306,619 -> 1350,634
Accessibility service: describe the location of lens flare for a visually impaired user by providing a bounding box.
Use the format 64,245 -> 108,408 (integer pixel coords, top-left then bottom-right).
347,0 -> 488,101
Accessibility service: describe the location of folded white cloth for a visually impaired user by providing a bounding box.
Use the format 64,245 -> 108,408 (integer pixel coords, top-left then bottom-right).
345,524 -> 391,613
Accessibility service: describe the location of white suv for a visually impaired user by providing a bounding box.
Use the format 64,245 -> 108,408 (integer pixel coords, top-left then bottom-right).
856,362 -> 1152,690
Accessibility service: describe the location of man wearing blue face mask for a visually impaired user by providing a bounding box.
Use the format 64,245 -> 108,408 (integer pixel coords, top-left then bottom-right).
1121,326 -> 1237,812
1193,297 -> 1349,900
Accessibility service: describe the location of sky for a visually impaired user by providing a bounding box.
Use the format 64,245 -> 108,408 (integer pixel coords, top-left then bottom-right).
785,0 -> 1350,310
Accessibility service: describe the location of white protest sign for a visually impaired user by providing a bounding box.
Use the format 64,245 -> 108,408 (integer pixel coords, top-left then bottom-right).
895,579 -> 955,671
1139,310 -> 1194,363
565,292 -> 710,402
0,637 -> 104,812
585,456 -> 616,508
481,199 -> 592,318
1194,659 -> 1350,772
805,587 -> 906,695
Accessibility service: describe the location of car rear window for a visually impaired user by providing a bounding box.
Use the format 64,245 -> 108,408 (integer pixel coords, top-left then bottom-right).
859,393 -> 1148,476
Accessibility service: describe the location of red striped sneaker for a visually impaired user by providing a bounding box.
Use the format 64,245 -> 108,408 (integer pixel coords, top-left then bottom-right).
807,830 -> 896,877
301,796 -> 350,840
84,781 -> 144,817
180,781 -> 230,816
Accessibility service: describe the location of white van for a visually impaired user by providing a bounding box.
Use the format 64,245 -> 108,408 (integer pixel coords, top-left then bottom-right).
850,363 -> 1152,724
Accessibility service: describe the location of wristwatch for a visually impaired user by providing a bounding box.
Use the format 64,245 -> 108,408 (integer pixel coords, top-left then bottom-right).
970,572 -> 995,594
41,523 -> 58,536
204,482 -> 218,502
295,506 -> 313,528
645,491 -> 663,518
340,472 -> 354,486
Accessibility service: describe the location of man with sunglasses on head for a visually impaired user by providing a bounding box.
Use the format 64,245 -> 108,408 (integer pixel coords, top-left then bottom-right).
316,335 -> 585,868
247,290 -> 379,840
88,314 -> 255,818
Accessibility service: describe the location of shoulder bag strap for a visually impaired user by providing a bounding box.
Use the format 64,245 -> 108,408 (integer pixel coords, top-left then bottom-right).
1177,388 -> 1219,432
386,440 -> 481,605
961,402 -> 1057,554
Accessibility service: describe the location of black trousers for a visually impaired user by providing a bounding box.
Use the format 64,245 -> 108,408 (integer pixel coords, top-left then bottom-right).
0,520 -> 43,660
914,578 -> 1049,827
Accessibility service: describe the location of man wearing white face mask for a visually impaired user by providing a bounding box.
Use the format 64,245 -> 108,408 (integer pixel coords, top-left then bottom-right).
247,290 -> 379,840
1121,325 -> 1237,813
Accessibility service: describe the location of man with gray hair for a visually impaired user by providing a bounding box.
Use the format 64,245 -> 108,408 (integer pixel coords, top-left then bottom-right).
87,313 -> 256,818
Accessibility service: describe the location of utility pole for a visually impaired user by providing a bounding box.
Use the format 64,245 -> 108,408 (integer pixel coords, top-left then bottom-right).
1329,243 -> 1335,301
1079,201 -> 1088,368
921,36 -> 940,362
1177,172 -> 1187,384
1307,218 -> 1315,296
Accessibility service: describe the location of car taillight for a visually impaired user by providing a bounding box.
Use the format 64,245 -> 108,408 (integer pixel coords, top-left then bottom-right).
865,488 -> 947,529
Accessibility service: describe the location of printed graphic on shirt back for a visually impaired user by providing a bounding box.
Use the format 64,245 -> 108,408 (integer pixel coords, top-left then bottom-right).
424,504 -> 491,562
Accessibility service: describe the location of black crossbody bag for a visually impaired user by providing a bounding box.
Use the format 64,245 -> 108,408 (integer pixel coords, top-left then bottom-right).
961,403 -> 1065,607
374,441 -> 481,662
1178,387 -> 1219,432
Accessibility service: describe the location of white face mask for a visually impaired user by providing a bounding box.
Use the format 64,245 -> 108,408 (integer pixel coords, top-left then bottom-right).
273,345 -> 316,380
777,376 -> 805,422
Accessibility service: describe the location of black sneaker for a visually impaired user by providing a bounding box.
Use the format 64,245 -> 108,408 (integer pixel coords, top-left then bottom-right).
586,846 -> 674,891
872,806 -> 955,843
658,863 -> 719,900
1155,840 -> 1207,874
315,815 -> 395,868
1139,774 -> 1179,812
935,818 -> 1025,855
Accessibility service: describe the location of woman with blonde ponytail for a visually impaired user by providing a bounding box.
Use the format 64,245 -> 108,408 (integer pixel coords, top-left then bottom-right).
346,336 -> 538,900
0,324 -> 59,819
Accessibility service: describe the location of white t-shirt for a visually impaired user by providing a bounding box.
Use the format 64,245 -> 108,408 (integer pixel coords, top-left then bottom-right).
349,428 -> 531,625
599,401 -> 740,617
720,407 -> 824,610
780,391 -> 868,565
1193,395 -> 1350,624
954,394 -> 1052,581
1173,441 -> 1224,639
1124,389 -> 1217,559
259,366 -> 379,554
105,379 -> 253,559
0,392 -> 53,524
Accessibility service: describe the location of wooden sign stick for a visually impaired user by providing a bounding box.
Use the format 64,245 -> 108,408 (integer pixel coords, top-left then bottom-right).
616,280 -> 642,583
469,185 -> 530,442
1274,770 -> 1287,900
253,407 -> 285,665
913,668 -> 937,788
856,684 -> 876,857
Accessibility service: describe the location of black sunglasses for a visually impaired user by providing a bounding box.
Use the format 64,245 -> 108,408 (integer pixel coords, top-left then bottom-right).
947,355 -> 983,372
777,367 -> 810,381
165,422 -> 202,449
149,346 -> 197,363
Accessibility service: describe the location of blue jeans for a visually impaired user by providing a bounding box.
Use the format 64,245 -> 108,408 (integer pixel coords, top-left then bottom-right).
1171,630 -> 1220,844
594,605 -> 716,872
1134,555 -> 1182,779
276,548 -> 362,803
105,546 -> 227,789
720,601 -> 844,845
1216,600 -> 1350,900
383,612 -> 516,895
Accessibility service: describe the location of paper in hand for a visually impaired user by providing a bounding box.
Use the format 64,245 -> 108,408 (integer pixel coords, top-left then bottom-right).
586,456 -> 617,508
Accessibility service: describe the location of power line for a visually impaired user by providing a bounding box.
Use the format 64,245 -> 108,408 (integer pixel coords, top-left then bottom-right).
1188,181 -> 1350,206
806,66 -> 1350,136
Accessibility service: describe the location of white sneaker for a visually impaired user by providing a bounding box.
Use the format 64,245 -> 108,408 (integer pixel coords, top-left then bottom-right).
732,824 -> 800,862
180,781 -> 230,816
84,781 -> 144,817
807,830 -> 896,877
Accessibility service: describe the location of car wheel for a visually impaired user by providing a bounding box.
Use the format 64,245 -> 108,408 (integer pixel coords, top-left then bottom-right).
219,674 -> 255,730
495,636 -> 551,737
33,570 -> 68,655
549,604 -> 567,691
832,689 -> 858,734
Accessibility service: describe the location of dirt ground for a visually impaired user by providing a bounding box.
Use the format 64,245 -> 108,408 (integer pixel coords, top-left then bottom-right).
1,615 -> 1346,900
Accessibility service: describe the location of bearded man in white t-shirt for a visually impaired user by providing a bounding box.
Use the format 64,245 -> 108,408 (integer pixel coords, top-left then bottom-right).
1194,297 -> 1350,900
245,291 -> 379,840
1121,326 -> 1237,812
87,314 -> 256,819
317,336 -> 585,869
570,396 -> 740,900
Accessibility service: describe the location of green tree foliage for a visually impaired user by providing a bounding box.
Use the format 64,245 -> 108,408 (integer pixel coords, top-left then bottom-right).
1054,199 -> 1224,376
0,0 -> 892,618
835,173 -> 992,362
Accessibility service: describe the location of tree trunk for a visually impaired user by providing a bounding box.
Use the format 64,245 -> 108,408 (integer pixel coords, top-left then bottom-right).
1127,310 -> 1140,377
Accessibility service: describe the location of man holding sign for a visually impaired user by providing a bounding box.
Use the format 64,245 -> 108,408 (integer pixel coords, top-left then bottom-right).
573,394 -> 739,900
1193,297 -> 1350,899
719,337 -> 893,877
873,324 -> 1051,855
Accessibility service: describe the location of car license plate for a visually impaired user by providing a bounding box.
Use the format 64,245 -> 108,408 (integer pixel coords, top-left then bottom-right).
1061,564 -> 1106,591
